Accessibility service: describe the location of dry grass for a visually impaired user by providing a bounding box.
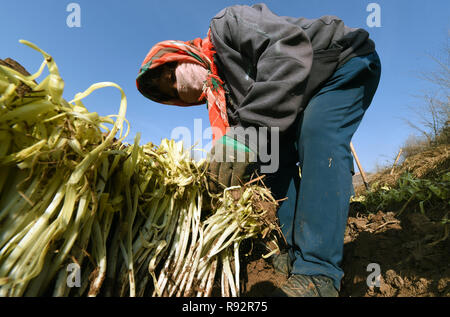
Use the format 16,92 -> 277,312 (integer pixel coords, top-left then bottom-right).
355,143 -> 450,196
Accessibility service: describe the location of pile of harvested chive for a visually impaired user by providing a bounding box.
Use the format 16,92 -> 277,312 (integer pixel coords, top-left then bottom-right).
0,41 -> 279,297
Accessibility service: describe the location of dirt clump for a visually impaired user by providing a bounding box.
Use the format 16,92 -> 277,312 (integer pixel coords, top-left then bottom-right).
240,240 -> 288,297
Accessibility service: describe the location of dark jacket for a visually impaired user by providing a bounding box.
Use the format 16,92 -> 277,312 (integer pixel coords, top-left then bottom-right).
209,3 -> 375,151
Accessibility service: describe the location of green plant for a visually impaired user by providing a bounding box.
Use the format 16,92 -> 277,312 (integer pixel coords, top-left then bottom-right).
354,172 -> 450,218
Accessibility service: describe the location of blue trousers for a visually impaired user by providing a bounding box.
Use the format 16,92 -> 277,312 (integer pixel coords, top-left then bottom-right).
269,52 -> 381,291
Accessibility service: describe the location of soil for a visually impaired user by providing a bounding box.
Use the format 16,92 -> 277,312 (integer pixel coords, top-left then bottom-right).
240,203 -> 450,297
0,58 -> 35,96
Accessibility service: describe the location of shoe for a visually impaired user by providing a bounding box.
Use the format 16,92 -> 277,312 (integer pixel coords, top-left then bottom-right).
272,274 -> 339,297
270,252 -> 292,276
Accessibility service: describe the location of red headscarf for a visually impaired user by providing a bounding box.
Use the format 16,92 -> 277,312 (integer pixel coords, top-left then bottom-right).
136,30 -> 229,143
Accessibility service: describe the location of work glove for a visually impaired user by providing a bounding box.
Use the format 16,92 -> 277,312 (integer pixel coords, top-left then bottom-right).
207,135 -> 258,193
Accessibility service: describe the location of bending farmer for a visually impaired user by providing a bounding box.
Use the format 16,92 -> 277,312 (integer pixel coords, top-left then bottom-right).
136,3 -> 381,297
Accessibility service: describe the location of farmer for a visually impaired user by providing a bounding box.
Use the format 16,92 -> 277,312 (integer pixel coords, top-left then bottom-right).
136,3 -> 381,297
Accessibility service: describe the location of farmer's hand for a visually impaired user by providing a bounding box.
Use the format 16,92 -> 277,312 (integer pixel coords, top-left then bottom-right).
207,135 -> 258,193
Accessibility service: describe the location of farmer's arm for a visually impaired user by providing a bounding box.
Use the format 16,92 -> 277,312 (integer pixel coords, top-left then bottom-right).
210,4 -> 313,148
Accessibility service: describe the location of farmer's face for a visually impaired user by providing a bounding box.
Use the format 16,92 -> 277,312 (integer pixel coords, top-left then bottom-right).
156,64 -> 179,101
155,63 -> 204,106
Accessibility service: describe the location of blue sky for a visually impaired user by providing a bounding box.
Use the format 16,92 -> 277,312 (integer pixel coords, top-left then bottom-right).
1,0 -> 449,172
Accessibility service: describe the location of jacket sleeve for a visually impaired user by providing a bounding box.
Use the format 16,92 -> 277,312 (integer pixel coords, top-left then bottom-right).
210,4 -> 313,147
